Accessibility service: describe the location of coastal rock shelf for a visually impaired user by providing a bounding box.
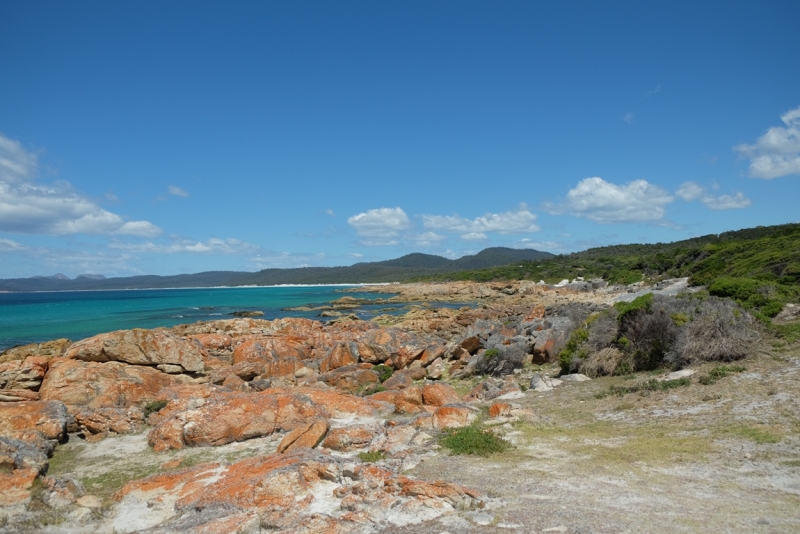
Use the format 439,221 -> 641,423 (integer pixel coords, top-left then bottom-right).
2,277 -> 797,532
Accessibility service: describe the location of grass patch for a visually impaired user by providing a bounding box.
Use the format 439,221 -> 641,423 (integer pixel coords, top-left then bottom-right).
519,420 -> 711,466
81,463 -> 162,502
439,425 -> 511,457
358,451 -> 386,463
722,424 -> 782,444
595,377 -> 691,398
698,364 -> 747,385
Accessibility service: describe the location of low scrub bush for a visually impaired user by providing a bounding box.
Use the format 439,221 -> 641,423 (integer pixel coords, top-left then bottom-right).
372,364 -> 394,383
596,377 -> 691,398
439,425 -> 511,457
698,364 -> 746,385
558,327 -> 590,374
670,298 -> 761,367
580,347 -> 626,378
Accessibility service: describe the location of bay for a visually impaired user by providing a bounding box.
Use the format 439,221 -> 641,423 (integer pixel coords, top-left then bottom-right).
0,285 -> 394,351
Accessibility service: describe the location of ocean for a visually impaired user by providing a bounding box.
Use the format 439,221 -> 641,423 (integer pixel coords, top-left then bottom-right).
0,285 -> 396,351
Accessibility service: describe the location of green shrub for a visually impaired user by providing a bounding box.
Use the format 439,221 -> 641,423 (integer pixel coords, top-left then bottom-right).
614,293 -> 654,323
143,400 -> 168,421
558,327 -> 590,373
483,348 -> 499,360
358,451 -> 386,463
372,364 -> 394,383
708,277 -> 762,301
439,425 -> 511,457
698,364 -> 746,385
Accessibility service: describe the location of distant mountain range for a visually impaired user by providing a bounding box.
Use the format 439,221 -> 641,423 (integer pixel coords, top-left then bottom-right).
0,247 -> 553,292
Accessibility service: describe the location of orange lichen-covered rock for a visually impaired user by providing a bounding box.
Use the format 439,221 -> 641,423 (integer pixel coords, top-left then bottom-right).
109,449 -> 481,533
0,467 -> 38,506
0,356 -> 49,391
261,387 -> 393,419
525,304 -> 546,321
321,425 -> 378,452
370,387 -> 423,415
0,400 -> 69,441
488,402 -> 513,418
39,359 -> 173,410
0,339 -> 71,365
232,336 -> 310,364
320,342 -> 359,373
188,333 -> 232,351
313,364 -> 379,393
208,361 -> 265,384
432,405 -> 475,429
73,406 -> 144,435
147,390 -> 328,451
277,420 -> 329,453
421,383 -> 461,407
0,389 -> 40,402
65,329 -> 207,373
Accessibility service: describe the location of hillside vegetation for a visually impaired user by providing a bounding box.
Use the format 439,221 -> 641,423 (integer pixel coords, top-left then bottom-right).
0,247 -> 554,292
416,223 -> 800,322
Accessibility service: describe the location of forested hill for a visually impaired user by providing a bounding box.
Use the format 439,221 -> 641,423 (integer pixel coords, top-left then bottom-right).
0,247 -> 554,292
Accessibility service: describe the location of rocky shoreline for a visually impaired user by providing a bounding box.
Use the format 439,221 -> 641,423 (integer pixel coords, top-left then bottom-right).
1,279 -> 798,533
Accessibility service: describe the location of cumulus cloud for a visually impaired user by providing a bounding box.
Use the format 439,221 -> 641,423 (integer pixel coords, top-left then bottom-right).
676,181 -> 705,201
702,192 -> 752,210
460,232 -> 487,241
347,207 -> 411,246
168,185 -> 188,197
422,204 -> 540,237
0,133 -> 162,236
675,181 -> 751,210
735,105 -> 800,179
559,177 -> 673,223
412,232 -> 447,247
110,237 -> 259,254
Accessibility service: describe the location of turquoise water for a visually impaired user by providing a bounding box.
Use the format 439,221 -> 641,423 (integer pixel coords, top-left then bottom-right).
0,286 -> 394,350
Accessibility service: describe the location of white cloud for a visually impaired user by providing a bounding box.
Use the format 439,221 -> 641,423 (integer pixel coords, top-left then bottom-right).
0,133 -> 162,237
675,181 -> 752,211
676,181 -> 704,201
249,251 -> 326,269
622,112 -> 635,124
326,209 -> 335,216
347,207 -> 411,246
422,204 -> 540,236
168,185 -> 188,197
517,238 -> 561,251
460,232 -> 487,241
0,237 -> 28,252
561,177 -> 673,223
702,192 -> 752,210
734,105 -> 800,179
412,232 -> 447,247
0,134 -> 38,185
110,237 -> 258,254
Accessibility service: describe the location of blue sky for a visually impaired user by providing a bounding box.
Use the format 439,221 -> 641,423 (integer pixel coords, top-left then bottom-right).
1,1 -> 798,278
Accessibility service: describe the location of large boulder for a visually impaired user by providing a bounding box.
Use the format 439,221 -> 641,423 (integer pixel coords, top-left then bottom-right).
0,399 -> 69,442
0,356 -> 49,391
40,359 -> 174,411
319,342 -> 359,373
0,339 -> 71,365
148,390 -> 328,451
65,329 -> 207,373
